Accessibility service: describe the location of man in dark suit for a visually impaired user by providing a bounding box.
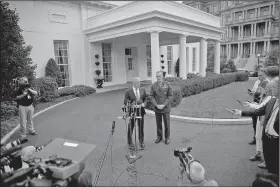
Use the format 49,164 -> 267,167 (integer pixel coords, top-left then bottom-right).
150,71 -> 173,145
231,78 -> 279,175
124,77 -> 148,149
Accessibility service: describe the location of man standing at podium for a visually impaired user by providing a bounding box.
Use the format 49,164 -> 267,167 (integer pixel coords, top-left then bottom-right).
124,77 -> 148,149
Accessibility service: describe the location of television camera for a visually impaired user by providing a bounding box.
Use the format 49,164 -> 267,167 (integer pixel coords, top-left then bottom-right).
174,147 -> 194,173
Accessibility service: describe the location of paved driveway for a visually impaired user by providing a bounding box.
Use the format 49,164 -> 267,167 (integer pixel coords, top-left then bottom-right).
11,89 -> 262,186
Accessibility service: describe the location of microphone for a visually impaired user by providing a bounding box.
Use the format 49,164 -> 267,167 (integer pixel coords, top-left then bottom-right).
1,138 -> 28,150
111,121 -> 115,134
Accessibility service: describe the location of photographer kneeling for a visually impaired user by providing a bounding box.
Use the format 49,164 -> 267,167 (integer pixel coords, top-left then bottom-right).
15,77 -> 38,138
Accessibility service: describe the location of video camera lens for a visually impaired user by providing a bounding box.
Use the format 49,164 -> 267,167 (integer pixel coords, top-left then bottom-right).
174,149 -> 179,157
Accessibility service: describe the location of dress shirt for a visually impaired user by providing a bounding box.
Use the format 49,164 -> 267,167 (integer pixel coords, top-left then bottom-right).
133,87 -> 140,101
251,80 -> 260,93
265,99 -> 279,137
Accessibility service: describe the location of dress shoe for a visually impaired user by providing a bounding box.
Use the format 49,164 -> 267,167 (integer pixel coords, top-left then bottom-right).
140,143 -> 145,149
249,154 -> 262,162
155,138 -> 162,144
30,131 -> 37,135
248,139 -> 256,145
258,162 -> 267,169
165,139 -> 170,145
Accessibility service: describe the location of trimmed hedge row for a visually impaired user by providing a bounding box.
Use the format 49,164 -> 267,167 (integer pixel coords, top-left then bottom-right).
143,71 -> 249,110
58,85 -> 96,97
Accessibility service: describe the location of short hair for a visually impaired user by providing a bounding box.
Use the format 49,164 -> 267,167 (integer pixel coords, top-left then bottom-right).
264,66 -> 279,78
132,76 -> 140,83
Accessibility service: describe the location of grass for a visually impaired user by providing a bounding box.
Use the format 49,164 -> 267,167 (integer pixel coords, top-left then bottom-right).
0,95 -> 77,138
170,79 -> 256,119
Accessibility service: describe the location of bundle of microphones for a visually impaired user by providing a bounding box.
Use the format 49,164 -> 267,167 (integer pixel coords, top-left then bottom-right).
0,138 -> 78,187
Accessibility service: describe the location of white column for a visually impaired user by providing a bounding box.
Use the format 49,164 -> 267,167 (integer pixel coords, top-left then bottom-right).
195,47 -> 199,73
267,40 -> 270,52
199,38 -> 207,77
265,22 -> 268,34
268,21 -> 271,34
250,42 -> 253,55
240,43 -> 243,55
272,5 -> 275,16
264,41 -> 267,53
150,31 -> 161,83
214,40 -> 220,74
254,23 -> 257,36
237,43 -> 240,55
187,47 -> 193,73
179,35 -> 187,79
228,44 -> 232,59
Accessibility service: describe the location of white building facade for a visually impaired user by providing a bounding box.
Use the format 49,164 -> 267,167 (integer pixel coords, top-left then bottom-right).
9,1 -> 223,88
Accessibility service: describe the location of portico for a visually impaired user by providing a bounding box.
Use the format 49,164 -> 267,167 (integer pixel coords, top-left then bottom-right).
84,1 -> 223,87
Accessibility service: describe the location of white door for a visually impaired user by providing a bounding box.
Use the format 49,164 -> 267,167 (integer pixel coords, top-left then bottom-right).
125,48 -> 138,82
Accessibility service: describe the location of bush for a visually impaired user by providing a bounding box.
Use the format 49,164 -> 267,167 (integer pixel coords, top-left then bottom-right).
187,73 -> 200,79
235,71 -> 249,82
30,77 -> 59,102
164,77 -> 183,83
0,101 -> 18,121
227,59 -> 237,72
142,85 -> 182,111
58,85 -> 96,97
45,58 -> 62,87
221,68 -> 231,73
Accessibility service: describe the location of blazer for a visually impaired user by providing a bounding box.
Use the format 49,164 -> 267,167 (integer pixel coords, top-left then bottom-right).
124,87 -> 147,116
150,81 -> 173,113
242,98 -> 279,140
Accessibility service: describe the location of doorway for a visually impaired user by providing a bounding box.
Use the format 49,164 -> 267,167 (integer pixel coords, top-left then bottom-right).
125,47 -> 138,82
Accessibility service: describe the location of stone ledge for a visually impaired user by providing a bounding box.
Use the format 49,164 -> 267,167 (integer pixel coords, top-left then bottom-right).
145,109 -> 252,125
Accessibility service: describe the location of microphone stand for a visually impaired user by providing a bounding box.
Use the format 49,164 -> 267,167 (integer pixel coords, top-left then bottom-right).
93,121 -> 116,187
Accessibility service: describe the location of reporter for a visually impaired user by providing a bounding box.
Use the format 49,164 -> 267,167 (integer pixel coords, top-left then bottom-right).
15,77 -> 38,138
232,79 -> 279,175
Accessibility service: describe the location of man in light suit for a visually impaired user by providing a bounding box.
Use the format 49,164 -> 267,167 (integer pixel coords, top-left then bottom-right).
124,77 -> 148,149
150,71 -> 173,145
231,78 -> 279,175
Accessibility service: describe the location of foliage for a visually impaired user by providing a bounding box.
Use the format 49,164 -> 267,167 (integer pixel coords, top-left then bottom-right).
221,68 -> 232,73
0,101 -> 18,121
58,85 -> 96,97
187,73 -> 200,79
206,45 -> 215,73
30,77 -> 59,102
45,58 -> 62,87
0,1 -> 37,101
175,58 -> 179,77
164,77 -> 183,83
235,71 -> 250,82
264,47 -> 279,67
143,71 -> 248,110
142,85 -> 182,111
226,59 -> 237,72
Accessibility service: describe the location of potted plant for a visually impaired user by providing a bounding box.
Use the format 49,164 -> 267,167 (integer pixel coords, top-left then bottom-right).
94,54 -> 104,88
160,54 -> 166,77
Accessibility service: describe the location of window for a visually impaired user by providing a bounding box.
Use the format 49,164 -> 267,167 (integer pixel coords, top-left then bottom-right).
54,41 -> 70,87
192,48 -> 196,72
247,9 -> 255,19
102,43 -> 112,82
235,12 -> 242,20
226,14 -> 231,22
213,5 -> 218,12
146,45 -> 152,77
167,46 -> 173,74
260,6 -> 270,16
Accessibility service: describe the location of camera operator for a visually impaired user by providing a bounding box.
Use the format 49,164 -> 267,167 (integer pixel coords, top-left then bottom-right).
177,161 -> 218,186
15,77 -> 38,138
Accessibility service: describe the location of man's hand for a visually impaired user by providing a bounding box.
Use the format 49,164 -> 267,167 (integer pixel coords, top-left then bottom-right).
157,105 -> 164,110
241,101 -> 251,107
141,103 -> 145,107
23,91 -> 28,96
232,109 -> 241,115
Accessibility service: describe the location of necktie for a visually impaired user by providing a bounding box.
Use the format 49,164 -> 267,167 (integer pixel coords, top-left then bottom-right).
136,89 -> 140,101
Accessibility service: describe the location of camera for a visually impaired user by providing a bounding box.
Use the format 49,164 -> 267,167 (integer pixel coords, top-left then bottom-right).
174,147 -> 192,157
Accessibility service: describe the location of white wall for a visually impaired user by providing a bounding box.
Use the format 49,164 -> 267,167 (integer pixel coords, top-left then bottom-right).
8,1 -> 108,86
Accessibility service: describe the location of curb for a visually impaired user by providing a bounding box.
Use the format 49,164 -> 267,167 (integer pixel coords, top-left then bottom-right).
145,109 -> 252,125
0,97 -> 78,144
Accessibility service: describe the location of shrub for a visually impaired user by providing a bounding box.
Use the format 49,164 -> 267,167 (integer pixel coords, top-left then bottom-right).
227,59 -> 237,72
206,72 -> 217,76
0,101 -> 18,121
142,85 -> 182,111
45,58 -> 62,87
221,68 -> 231,73
58,85 -> 96,97
164,77 -> 183,83
187,73 -> 200,79
30,77 -> 59,102
235,71 -> 249,82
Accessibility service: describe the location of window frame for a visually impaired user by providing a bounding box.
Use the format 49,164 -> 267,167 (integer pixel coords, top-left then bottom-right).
102,43 -> 113,82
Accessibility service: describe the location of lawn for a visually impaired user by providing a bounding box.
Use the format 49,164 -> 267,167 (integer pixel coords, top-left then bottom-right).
170,79 -> 256,119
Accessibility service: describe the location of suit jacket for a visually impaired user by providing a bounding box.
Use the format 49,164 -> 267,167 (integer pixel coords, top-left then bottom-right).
150,81 -> 173,113
242,98 -> 279,140
124,87 -> 147,116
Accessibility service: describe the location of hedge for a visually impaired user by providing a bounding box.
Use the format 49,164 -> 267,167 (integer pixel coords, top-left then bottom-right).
143,71 -> 249,109
30,76 -> 59,102
58,85 -> 96,97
